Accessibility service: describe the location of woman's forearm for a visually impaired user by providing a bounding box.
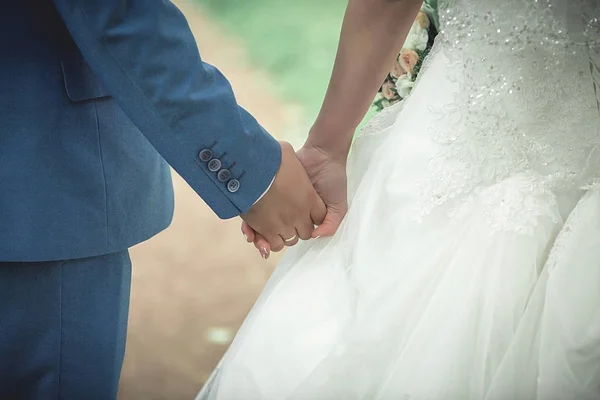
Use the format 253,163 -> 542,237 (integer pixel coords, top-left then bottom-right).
306,0 -> 423,157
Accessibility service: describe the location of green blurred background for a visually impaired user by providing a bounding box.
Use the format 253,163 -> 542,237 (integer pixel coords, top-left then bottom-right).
120,2 -> 357,398
197,0 -> 344,113
195,0 -> 375,137
119,1 -> 392,399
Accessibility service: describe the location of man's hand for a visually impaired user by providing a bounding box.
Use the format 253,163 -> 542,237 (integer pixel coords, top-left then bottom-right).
242,141 -> 349,258
241,141 -> 327,256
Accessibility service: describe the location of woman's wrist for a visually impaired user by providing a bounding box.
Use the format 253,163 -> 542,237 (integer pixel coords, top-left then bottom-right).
304,134 -> 352,163
305,122 -> 354,162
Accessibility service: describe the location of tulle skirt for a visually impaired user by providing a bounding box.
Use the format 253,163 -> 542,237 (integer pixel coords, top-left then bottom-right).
197,48 -> 600,400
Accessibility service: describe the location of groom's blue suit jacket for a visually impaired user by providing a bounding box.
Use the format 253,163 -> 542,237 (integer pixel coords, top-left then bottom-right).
0,0 -> 281,261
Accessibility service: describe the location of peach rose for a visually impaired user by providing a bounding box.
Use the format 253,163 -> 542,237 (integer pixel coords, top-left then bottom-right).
416,11 -> 430,29
381,81 -> 397,100
390,58 -> 407,79
399,49 -> 420,74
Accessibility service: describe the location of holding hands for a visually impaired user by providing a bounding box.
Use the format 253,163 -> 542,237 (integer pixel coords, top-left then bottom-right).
242,0 -> 422,257
240,141 -> 329,256
242,133 -> 350,259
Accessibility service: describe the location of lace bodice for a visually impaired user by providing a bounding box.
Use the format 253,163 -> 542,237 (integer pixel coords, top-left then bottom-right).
412,0 -> 600,222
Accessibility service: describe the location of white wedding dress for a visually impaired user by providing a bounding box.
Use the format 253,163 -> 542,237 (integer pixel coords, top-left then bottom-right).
198,1 -> 600,398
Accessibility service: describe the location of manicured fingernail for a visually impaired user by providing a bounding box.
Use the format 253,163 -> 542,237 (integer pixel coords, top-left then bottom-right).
260,248 -> 269,259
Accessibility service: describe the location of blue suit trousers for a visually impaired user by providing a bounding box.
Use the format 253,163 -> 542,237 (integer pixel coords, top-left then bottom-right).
0,251 -> 131,399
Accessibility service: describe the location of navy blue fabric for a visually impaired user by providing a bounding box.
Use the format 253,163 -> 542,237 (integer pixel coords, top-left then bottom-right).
0,0 -> 281,261
0,251 -> 131,400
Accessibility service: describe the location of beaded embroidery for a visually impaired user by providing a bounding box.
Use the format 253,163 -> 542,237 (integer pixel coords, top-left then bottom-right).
412,0 -> 600,231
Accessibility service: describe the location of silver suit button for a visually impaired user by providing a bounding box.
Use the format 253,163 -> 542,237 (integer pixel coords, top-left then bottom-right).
198,149 -> 213,163
227,179 -> 240,193
217,169 -> 231,182
208,158 -> 222,172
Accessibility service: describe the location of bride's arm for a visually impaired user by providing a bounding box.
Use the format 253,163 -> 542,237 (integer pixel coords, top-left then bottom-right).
242,0 -> 424,250
306,0 -> 423,157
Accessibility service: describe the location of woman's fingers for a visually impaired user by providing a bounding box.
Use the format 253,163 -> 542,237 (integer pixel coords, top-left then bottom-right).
241,221 -> 255,243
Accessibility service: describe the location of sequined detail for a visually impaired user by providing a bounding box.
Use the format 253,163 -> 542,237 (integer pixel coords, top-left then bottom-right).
452,173 -> 561,235
409,0 -> 600,230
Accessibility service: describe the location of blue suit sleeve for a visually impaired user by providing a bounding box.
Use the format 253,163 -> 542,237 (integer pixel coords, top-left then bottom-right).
51,0 -> 282,219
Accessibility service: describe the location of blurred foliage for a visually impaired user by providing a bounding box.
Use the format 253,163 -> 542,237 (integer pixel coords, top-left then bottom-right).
195,0 -> 364,132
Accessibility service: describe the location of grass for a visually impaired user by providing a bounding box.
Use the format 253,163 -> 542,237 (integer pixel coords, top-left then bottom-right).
194,0 -> 375,137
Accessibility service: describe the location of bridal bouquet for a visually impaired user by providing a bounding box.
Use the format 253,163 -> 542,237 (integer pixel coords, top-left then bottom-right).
373,0 -> 439,111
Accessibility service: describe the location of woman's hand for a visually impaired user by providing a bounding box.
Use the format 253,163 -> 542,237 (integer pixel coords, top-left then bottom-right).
241,141 -> 327,254
296,143 -> 348,238
242,141 -> 349,258
241,0 -> 423,258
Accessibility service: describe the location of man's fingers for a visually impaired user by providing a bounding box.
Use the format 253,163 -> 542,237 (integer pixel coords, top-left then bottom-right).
280,229 -> 299,247
265,234 -> 285,253
310,193 -> 327,226
297,220 -> 313,241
